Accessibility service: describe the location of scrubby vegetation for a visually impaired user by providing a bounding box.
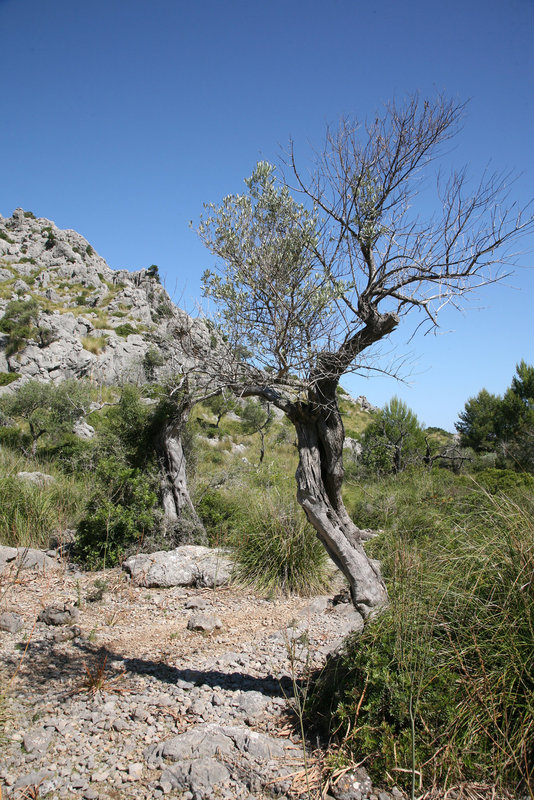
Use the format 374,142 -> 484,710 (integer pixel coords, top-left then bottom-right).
0,365 -> 533,797
0,298 -> 41,355
308,470 -> 534,797
0,447 -> 90,549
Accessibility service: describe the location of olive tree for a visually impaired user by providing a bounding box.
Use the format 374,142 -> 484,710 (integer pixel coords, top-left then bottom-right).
0,379 -> 93,455
198,96 -> 533,615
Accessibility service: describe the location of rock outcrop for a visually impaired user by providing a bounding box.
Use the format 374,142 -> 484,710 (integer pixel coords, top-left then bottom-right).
0,208 -> 212,388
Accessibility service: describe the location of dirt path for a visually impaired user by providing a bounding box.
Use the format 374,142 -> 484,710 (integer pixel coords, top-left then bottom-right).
0,559 -> 381,800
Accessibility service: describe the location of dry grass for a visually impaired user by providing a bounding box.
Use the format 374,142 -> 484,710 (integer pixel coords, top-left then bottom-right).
80,334 -> 107,354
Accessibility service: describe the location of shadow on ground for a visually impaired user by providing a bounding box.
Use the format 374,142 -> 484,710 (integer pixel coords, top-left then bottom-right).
4,636 -> 296,700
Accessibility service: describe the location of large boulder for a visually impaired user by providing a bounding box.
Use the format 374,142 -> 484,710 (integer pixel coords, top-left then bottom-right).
122,545 -> 233,588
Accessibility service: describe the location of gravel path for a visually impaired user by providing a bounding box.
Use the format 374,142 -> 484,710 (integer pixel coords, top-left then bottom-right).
0,559 -> 392,800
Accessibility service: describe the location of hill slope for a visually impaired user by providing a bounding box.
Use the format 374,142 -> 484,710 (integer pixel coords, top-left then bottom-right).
0,208 -> 210,387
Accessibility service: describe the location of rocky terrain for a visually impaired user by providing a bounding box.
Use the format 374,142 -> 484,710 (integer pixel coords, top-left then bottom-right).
0,209 -> 211,387
0,210 -> 391,799
0,549 -> 401,800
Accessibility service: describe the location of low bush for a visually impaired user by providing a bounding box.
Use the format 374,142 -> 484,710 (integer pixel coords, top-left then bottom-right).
0,298 -> 40,355
196,487 -> 245,546
75,457 -> 161,569
0,372 -> 20,386
114,323 -> 138,337
0,426 -> 29,451
41,434 -> 98,474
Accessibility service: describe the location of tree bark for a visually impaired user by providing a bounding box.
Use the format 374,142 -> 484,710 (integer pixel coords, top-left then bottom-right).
289,385 -> 387,617
157,416 -> 206,543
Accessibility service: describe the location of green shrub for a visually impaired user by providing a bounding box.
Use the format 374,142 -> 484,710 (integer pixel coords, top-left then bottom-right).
143,346 -> 165,380
75,458 -> 161,568
114,323 -> 138,337
147,264 -> 160,282
475,466 -> 534,494
231,492 -> 330,596
0,426 -> 29,451
44,231 -> 56,250
0,298 -> 40,355
154,300 -> 173,319
0,372 -> 20,386
41,434 -> 98,474
196,488 -> 245,546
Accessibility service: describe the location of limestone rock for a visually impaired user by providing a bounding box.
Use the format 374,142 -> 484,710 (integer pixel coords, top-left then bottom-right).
331,767 -> 373,800
0,546 -> 56,572
0,546 -> 18,571
187,612 -> 223,633
72,419 -> 95,439
37,603 -> 79,626
0,611 -> 24,633
344,437 -> 363,458
123,545 -> 233,588
0,209 -> 219,388
22,727 -> 54,754
16,471 -> 55,487
145,723 -> 294,799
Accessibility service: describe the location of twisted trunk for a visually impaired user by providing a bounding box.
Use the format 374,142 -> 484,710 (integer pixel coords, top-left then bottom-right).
290,382 -> 387,617
158,416 -> 206,543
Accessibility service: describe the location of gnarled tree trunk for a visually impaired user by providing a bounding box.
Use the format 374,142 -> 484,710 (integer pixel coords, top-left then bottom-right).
290,381 -> 387,617
157,416 -> 206,544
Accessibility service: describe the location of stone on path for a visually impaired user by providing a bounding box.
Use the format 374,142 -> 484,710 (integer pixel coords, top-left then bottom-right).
123,545 -> 233,588
22,727 -> 54,755
145,723 -> 296,800
187,612 -> 223,633
38,603 -> 79,626
0,611 -> 24,633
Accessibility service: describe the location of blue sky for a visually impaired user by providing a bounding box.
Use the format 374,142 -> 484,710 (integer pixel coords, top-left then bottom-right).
1,0 -> 533,430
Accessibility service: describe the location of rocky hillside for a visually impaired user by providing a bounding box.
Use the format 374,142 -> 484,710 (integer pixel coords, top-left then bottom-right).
0,209 -> 211,388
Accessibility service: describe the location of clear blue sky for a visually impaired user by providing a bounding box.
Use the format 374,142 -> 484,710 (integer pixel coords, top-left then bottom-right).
1,0 -> 533,430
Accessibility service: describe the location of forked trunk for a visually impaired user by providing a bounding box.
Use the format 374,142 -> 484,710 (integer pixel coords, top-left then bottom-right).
291,387 -> 387,617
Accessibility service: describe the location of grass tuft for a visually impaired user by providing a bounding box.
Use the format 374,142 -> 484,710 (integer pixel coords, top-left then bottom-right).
81,334 -> 107,354
231,492 -> 331,596
0,449 -> 91,549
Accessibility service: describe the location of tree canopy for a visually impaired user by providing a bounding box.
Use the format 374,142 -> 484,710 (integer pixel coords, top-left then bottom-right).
200,97 -> 532,401
362,396 -> 425,475
0,379 -> 92,454
456,361 -> 534,472
197,95 -> 533,614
